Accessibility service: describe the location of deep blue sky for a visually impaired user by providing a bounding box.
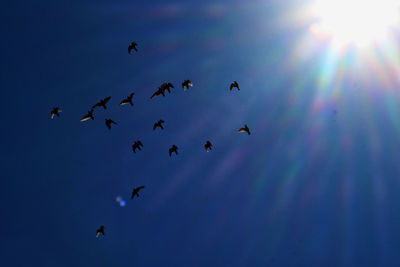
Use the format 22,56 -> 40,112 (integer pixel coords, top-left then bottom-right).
2,0 -> 400,266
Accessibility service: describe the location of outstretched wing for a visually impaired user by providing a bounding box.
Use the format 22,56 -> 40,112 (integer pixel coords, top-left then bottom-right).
80,114 -> 91,122
51,111 -> 55,119
92,102 -> 102,109
120,99 -> 129,106
153,123 -> 157,130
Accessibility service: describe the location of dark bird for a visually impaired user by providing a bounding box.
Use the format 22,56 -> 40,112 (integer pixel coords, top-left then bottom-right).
169,145 -> 178,157
119,93 -> 135,106
128,42 -> 138,54
150,87 -> 166,99
153,120 -> 165,131
105,119 -> 117,129
80,109 -> 94,122
96,225 -> 105,238
131,185 -> 145,199
132,140 -> 143,153
230,81 -> 240,91
92,96 -> 111,110
50,107 -> 62,119
182,80 -> 193,91
204,140 -> 212,152
160,82 -> 174,94
238,124 -> 250,135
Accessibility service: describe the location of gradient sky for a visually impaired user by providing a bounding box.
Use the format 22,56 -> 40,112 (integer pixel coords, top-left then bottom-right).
2,0 -> 400,266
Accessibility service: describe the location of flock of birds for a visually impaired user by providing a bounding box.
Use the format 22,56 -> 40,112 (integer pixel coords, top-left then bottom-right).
50,42 -> 251,239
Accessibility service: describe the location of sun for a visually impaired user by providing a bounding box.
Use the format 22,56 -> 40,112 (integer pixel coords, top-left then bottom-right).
310,0 -> 400,46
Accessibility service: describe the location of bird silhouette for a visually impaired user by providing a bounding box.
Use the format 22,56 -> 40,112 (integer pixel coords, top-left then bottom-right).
92,96 -> 111,110
182,80 -> 193,91
119,93 -> 135,106
150,87 -> 166,99
169,145 -> 178,157
132,140 -> 143,153
80,109 -> 94,122
105,119 -> 117,130
230,81 -> 240,91
96,225 -> 105,238
204,140 -> 212,152
131,186 -> 145,199
50,107 -> 62,119
238,124 -> 250,135
160,82 -> 174,94
153,120 -> 165,131
128,42 -> 138,54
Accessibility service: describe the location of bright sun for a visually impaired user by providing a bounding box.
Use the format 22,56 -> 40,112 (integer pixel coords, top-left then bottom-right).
311,0 -> 400,46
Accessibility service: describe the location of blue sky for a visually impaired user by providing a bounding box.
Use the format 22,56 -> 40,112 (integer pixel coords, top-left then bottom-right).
2,0 -> 400,266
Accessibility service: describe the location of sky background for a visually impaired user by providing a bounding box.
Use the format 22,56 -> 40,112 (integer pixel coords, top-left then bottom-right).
2,0 -> 400,266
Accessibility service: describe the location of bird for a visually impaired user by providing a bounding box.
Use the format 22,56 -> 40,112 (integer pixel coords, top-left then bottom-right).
169,145 -> 178,157
119,93 -> 135,106
131,186 -> 145,199
132,140 -> 143,153
105,119 -> 117,130
128,42 -> 138,54
150,87 -> 166,99
182,80 -> 193,91
230,81 -> 240,91
204,140 -> 212,152
92,96 -> 111,110
50,107 -> 62,119
96,225 -> 105,238
160,82 -> 174,94
238,124 -> 250,135
80,109 -> 94,122
153,120 -> 165,131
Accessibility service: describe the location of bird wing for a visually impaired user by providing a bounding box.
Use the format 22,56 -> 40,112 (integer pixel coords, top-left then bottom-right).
138,141 -> 143,146
230,84 -> 234,91
51,112 -> 55,119
128,44 -> 133,54
151,91 -> 159,99
111,120 -> 117,125
168,83 -> 174,88
238,128 -> 246,133
80,115 -> 91,122
138,186 -> 145,191
129,93 -> 135,98
120,99 -> 128,106
153,124 -> 157,130
160,120 -> 164,123
92,102 -> 102,109
103,96 -> 111,104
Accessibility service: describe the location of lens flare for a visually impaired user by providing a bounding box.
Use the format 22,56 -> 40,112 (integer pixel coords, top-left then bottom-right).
311,0 -> 400,46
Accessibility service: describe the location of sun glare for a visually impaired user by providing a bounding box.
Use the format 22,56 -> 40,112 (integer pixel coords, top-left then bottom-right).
311,0 -> 400,46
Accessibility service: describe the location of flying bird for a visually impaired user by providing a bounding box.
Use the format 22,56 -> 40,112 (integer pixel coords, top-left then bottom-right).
128,42 -> 138,54
105,119 -> 117,129
204,140 -> 212,152
119,93 -> 135,106
153,120 -> 165,131
92,96 -> 111,110
182,80 -> 193,91
238,124 -> 250,135
80,109 -> 94,122
160,82 -> 174,94
96,225 -> 105,238
50,107 -> 62,119
150,87 -> 166,99
131,186 -> 145,199
230,81 -> 240,91
169,145 -> 178,157
132,140 -> 143,153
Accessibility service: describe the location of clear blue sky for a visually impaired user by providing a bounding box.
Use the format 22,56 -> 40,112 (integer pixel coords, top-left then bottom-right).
2,0 -> 400,266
